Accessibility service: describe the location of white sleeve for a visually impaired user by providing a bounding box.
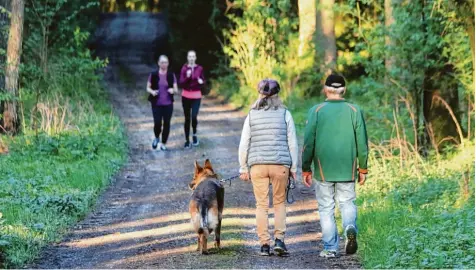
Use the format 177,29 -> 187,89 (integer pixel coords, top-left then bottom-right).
286,110 -> 299,173
238,115 -> 251,173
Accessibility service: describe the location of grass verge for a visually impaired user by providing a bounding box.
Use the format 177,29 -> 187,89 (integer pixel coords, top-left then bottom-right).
0,71 -> 127,268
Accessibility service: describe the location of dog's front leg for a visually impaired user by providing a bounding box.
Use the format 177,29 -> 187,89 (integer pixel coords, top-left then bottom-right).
200,233 -> 208,255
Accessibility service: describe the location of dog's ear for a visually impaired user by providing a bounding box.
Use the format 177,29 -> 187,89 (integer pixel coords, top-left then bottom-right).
204,159 -> 214,172
194,161 -> 203,174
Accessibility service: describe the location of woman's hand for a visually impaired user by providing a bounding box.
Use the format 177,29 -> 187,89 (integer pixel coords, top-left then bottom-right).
198,78 -> 204,84
240,172 -> 250,181
151,90 -> 159,96
186,69 -> 192,78
167,88 -> 174,94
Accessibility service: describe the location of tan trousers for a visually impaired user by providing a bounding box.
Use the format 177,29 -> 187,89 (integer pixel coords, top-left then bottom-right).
250,164 -> 289,245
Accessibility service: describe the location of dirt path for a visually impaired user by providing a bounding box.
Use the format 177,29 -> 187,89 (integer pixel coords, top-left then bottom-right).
34,64 -> 360,269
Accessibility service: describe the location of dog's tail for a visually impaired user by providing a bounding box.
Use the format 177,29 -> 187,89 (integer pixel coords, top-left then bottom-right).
198,203 -> 209,235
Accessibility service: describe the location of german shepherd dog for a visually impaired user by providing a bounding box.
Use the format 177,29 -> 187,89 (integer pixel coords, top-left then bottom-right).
188,159 -> 224,254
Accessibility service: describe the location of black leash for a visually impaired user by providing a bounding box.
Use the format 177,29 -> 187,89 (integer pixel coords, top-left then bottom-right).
218,174 -> 296,204
219,174 -> 240,186
286,177 -> 296,204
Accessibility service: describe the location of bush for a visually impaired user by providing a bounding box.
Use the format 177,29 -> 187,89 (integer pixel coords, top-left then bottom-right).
0,24 -> 126,268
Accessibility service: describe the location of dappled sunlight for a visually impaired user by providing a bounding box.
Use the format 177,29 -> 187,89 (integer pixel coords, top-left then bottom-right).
117,191 -> 192,205
196,130 -> 242,139
200,105 -> 240,113
65,220 -> 193,248
68,204 -> 319,249
75,212 -> 190,234
122,116 -> 151,124
103,227 -> 253,254
127,122 -> 154,130
104,238 -> 252,267
286,232 -> 323,244
101,229 -> 323,267
105,232 -> 198,253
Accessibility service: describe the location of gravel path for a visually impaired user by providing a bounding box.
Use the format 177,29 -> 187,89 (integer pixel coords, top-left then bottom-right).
34,64 -> 360,269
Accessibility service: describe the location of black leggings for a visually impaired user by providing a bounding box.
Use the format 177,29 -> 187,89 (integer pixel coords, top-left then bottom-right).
182,97 -> 201,142
152,104 -> 173,143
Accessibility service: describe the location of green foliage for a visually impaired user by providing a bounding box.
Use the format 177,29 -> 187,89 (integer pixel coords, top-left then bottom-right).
337,0 -> 474,146
0,0 -> 126,267
0,86 -> 126,267
356,144 -> 475,269
214,0 -> 319,106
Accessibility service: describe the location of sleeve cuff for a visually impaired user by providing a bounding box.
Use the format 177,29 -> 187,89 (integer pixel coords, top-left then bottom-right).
239,167 -> 249,173
358,168 -> 368,174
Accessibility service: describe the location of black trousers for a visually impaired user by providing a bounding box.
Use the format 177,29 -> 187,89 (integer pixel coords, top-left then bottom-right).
182,97 -> 201,142
151,104 -> 173,144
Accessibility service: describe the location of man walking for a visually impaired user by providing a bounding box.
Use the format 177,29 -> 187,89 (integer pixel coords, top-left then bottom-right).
302,74 -> 369,258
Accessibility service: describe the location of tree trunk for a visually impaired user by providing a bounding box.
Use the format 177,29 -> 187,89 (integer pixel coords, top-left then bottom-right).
316,0 -> 336,74
2,0 -> 24,134
385,0 -> 395,71
466,16 -> 475,78
298,0 -> 316,58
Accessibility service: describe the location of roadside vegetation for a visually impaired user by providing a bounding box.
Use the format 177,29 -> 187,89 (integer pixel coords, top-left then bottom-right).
0,1 -> 127,267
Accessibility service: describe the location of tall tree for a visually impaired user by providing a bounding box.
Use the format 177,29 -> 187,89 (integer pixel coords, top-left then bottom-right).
298,0 -> 316,58
384,0 -> 395,71
316,0 -> 336,74
2,0 -> 24,134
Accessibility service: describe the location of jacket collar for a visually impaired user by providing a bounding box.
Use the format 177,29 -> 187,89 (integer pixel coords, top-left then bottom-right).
325,98 -> 346,103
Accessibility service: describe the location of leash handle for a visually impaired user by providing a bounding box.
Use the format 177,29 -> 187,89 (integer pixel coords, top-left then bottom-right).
286,177 -> 296,204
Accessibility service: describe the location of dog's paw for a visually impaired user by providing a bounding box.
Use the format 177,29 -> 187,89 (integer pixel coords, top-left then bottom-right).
214,242 -> 221,249
201,250 -> 209,255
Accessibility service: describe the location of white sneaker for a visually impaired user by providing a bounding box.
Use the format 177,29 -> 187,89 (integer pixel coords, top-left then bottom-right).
319,250 -> 338,258
159,143 -> 167,151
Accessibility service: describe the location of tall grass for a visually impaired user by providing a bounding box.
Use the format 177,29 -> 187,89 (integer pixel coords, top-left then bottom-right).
0,53 -> 127,267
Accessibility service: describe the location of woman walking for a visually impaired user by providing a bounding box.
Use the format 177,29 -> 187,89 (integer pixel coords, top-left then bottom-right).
238,79 -> 299,257
179,50 -> 205,148
146,55 -> 178,150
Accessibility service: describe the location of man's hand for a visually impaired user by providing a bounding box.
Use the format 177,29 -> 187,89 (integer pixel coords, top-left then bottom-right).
198,78 -> 204,84
302,172 -> 313,188
358,172 -> 366,186
240,172 -> 250,181
167,88 -> 174,94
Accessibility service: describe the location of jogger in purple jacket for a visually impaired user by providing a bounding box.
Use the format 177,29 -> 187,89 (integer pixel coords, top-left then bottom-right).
147,55 -> 178,151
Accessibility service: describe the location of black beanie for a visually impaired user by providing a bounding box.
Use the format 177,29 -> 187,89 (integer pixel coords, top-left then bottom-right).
325,74 -> 346,89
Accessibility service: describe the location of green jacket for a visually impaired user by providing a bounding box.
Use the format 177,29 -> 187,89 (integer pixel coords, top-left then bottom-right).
302,99 -> 369,182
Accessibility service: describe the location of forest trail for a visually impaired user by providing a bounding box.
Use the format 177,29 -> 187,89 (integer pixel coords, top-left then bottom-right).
34,63 -> 360,269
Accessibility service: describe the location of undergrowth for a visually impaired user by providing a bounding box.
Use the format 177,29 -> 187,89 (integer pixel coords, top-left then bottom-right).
0,32 -> 127,267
